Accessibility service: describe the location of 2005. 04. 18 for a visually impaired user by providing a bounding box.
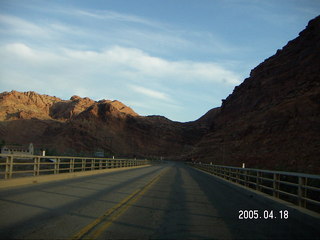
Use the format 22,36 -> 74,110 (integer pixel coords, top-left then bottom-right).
239,210 -> 289,219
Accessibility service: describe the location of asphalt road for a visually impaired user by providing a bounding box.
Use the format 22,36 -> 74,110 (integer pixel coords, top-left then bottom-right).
0,162 -> 319,239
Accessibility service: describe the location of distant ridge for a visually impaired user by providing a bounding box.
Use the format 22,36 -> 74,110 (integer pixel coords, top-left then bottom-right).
0,90 -> 213,158
0,90 -> 138,121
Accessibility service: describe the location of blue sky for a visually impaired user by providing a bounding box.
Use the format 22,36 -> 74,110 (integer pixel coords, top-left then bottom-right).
0,0 -> 319,122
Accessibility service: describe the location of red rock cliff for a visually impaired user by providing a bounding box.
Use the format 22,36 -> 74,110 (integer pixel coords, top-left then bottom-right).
191,16 -> 320,174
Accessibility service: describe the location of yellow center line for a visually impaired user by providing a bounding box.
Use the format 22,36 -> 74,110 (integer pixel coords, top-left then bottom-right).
70,189 -> 140,240
70,167 -> 169,240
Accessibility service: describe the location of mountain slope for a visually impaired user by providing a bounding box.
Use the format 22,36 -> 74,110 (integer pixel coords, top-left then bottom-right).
190,15 -> 320,174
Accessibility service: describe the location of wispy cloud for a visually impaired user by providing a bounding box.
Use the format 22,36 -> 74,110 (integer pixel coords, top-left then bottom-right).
130,85 -> 172,101
1,43 -> 241,85
72,9 -> 166,29
0,14 -> 87,46
0,14 -> 49,37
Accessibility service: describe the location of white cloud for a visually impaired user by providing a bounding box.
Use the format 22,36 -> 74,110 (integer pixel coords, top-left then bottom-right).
0,43 -> 241,85
130,85 -> 171,101
0,14 -> 49,37
72,9 -> 165,29
2,44 -> 239,84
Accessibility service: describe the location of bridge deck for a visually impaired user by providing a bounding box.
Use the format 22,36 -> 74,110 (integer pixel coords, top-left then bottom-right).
0,162 -> 319,239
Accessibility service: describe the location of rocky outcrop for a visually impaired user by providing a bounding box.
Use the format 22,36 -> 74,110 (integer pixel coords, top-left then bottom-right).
49,95 -> 95,120
0,91 -> 61,120
190,16 -> 320,174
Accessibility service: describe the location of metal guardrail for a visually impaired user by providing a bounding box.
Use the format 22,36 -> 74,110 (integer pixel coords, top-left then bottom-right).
0,154 -> 150,180
188,162 -> 320,213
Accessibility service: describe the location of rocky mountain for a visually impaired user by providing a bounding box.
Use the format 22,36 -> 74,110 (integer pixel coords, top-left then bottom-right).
190,15 -> 320,174
0,90 -> 212,158
0,91 -> 138,121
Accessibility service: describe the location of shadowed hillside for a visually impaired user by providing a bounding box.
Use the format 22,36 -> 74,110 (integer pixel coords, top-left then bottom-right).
0,90 -> 214,158
189,15 -> 320,174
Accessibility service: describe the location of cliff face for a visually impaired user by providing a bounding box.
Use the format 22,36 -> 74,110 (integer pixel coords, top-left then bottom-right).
0,90 -> 212,158
191,16 -> 320,174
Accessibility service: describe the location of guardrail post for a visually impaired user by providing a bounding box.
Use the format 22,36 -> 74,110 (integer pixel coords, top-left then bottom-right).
227,168 -> 230,180
70,158 -> 74,173
54,158 -> 60,174
5,155 -> 13,179
256,171 -> 261,191
244,170 -> 248,187
57,158 -> 60,174
235,168 -> 239,183
33,157 -> 40,176
91,159 -> 95,171
99,159 -> 102,170
37,157 -> 40,176
33,157 -> 37,176
81,159 -> 85,171
298,177 -> 307,208
273,173 -> 279,198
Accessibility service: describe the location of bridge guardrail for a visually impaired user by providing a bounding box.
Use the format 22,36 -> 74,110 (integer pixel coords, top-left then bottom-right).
0,154 -> 150,180
187,162 -> 320,213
